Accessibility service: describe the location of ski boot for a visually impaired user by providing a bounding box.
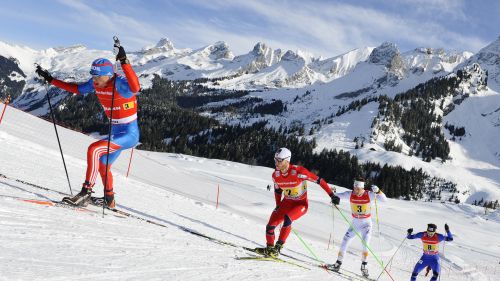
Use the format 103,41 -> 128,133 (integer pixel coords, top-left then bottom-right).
361,261 -> 369,277
254,244 -> 279,258
326,260 -> 342,272
104,191 -> 115,209
253,245 -> 273,256
63,182 -> 92,206
273,241 -> 284,256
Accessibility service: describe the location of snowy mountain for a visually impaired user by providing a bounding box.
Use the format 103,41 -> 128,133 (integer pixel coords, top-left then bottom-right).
0,101 -> 498,281
0,37 -> 498,205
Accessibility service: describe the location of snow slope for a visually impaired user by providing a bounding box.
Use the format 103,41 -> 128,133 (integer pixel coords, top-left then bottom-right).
0,103 -> 499,280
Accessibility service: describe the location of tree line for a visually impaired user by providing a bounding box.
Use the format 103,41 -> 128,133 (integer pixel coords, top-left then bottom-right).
48,76 -> 458,200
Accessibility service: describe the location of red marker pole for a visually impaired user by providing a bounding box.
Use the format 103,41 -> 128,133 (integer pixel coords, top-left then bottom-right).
126,147 -> 135,178
216,184 -> 220,209
0,95 -> 11,125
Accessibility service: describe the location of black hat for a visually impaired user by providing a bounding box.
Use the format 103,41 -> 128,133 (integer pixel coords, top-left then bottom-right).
427,223 -> 437,232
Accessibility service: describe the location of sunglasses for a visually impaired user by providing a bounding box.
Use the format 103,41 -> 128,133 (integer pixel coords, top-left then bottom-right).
274,157 -> 287,163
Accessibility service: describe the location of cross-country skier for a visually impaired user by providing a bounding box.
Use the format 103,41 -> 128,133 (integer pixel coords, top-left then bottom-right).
407,223 -> 453,281
327,177 -> 387,277
254,148 -> 340,258
35,41 -> 140,208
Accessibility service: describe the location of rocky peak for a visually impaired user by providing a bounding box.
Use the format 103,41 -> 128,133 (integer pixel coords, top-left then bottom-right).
252,42 -> 271,56
369,42 -> 405,76
207,41 -> 233,60
155,38 -> 175,51
475,37 -> 500,65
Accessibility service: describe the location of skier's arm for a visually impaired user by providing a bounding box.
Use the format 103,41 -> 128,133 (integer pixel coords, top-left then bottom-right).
297,166 -> 333,196
438,232 -> 453,242
445,231 -> 453,241
272,179 -> 282,206
336,191 -> 352,200
407,231 -> 424,239
51,78 -> 94,96
115,42 -> 140,95
369,190 -> 387,202
435,224 -> 454,242
120,63 -> 140,94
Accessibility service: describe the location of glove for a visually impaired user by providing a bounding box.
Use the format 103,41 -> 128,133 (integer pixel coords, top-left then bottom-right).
114,43 -> 128,64
445,223 -> 449,232
371,185 -> 380,193
35,66 -> 53,83
407,228 -> 413,235
330,194 -> 340,205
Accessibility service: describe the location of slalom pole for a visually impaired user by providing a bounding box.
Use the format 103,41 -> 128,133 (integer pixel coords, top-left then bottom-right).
334,205 -> 396,281
126,147 -> 135,178
0,95 -> 10,125
41,76 -> 73,196
102,35 -> 120,216
376,236 -> 407,280
216,184 -> 220,209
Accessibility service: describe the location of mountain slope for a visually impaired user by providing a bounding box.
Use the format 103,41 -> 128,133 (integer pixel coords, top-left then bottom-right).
0,95 -> 499,281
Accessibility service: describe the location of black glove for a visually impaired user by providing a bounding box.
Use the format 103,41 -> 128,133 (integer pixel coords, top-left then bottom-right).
444,223 -> 449,232
116,46 -> 128,63
407,228 -> 413,235
330,194 -> 340,205
35,66 -> 53,83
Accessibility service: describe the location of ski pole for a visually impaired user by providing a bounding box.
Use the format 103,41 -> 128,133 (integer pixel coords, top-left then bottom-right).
374,193 -> 382,262
37,65 -> 73,196
102,35 -> 120,216
331,205 -> 335,250
439,241 -> 445,281
334,205 -> 396,281
0,95 -> 10,125
292,229 -> 325,264
376,236 -> 406,280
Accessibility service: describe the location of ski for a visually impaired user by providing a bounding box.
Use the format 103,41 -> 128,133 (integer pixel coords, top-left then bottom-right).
321,265 -> 377,281
88,196 -> 169,227
0,193 -> 104,215
235,254 -> 310,269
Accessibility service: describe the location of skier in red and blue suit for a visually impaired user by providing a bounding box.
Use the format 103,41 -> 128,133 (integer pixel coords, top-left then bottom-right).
407,223 -> 453,281
36,43 -> 139,208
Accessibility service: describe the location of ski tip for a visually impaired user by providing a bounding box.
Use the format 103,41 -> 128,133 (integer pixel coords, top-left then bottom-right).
21,199 -> 55,206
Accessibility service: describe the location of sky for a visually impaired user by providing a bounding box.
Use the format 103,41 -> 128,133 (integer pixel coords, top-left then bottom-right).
0,0 -> 499,58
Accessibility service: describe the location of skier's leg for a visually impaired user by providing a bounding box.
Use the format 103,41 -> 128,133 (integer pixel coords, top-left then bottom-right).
96,130 -> 138,193
277,202 -> 308,244
429,256 -> 440,281
338,225 -> 356,262
85,140 -> 121,187
266,202 -> 290,246
411,256 -> 428,281
360,221 -> 372,262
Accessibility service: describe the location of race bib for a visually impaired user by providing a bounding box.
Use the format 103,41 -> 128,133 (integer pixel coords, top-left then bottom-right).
123,101 -> 135,110
282,184 -> 306,199
351,203 -> 370,215
423,243 -> 438,252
